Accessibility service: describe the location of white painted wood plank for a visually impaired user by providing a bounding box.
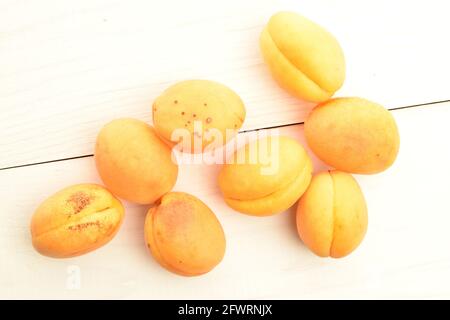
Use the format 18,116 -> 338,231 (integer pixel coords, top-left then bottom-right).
1,0 -> 450,168
1,104 -> 449,299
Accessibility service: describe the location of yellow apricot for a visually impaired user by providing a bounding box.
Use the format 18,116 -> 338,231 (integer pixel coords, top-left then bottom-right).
305,97 -> 400,174
153,80 -> 246,153
296,171 -> 368,258
260,11 -> 345,102
31,184 -> 124,258
145,192 -> 226,276
218,136 -> 313,216
95,118 -> 178,204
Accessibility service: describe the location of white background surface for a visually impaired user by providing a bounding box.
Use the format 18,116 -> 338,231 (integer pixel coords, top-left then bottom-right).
1,0 -> 450,299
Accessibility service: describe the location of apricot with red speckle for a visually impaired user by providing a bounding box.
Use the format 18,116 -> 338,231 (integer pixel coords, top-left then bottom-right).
152,80 -> 246,153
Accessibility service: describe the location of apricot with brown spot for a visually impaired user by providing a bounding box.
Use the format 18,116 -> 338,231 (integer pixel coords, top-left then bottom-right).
30,184 -> 124,258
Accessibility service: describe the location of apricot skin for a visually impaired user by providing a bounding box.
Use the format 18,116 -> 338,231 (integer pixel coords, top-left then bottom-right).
305,97 -> 400,174
95,118 -> 178,204
30,184 -> 124,258
260,11 -> 345,102
153,80 -> 246,153
218,136 -> 313,216
144,192 -> 226,276
296,171 -> 368,258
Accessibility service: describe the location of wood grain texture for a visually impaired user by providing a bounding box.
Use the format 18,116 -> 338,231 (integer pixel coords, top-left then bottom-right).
1,104 -> 449,299
1,0 -> 450,168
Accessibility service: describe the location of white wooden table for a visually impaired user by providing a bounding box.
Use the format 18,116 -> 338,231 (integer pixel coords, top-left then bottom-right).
1,0 -> 450,299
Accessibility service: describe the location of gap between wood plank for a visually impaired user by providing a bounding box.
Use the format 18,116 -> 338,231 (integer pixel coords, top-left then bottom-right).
1,99 -> 449,172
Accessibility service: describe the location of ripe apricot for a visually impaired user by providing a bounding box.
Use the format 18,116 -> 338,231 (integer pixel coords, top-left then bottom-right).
260,11 -> 345,102
296,171 -> 368,258
153,80 -> 246,153
30,184 -> 124,258
305,97 -> 400,174
145,192 -> 226,276
95,118 -> 178,204
218,136 -> 313,216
